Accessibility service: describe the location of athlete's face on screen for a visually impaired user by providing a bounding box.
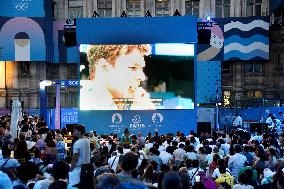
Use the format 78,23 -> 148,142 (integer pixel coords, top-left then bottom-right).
107,49 -> 146,98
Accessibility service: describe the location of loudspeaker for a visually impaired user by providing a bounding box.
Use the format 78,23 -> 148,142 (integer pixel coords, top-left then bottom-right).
64,28 -> 77,47
198,29 -> 211,44
65,124 -> 78,133
250,122 -> 269,133
197,122 -> 211,136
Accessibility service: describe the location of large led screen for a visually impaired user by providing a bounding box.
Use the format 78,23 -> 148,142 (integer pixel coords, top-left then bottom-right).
80,44 -> 194,110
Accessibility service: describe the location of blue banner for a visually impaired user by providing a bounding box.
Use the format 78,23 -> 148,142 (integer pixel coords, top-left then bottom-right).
0,0 -> 45,17
79,110 -> 196,136
51,108 -> 78,129
76,16 -> 197,44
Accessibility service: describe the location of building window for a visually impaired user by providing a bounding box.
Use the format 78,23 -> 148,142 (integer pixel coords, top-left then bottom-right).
246,0 -> 262,16
98,0 -> 112,17
223,90 -> 231,106
69,6 -> 83,19
222,62 -> 231,73
185,0 -> 199,17
244,62 -> 262,73
255,90 -> 262,98
19,62 -> 30,75
46,63 -> 59,80
155,0 -> 169,16
67,64 -> 78,80
216,0 -> 230,18
246,90 -> 262,98
127,0 -> 141,17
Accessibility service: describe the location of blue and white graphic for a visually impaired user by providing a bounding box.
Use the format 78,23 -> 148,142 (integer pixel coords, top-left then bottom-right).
224,17 -> 269,61
197,61 -> 221,103
0,0 -> 45,17
112,113 -> 122,124
152,113 -> 163,124
79,110 -> 196,135
132,115 -> 141,124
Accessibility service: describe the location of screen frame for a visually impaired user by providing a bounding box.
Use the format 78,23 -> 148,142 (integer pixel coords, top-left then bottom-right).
76,16 -> 198,134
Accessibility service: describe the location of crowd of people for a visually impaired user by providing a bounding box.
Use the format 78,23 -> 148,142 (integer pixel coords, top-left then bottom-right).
1,114 -> 284,189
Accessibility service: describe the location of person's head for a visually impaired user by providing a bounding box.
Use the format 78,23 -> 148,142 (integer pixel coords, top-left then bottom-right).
192,159 -> 199,168
198,147 -> 206,154
87,45 -> 150,98
234,145 -> 242,153
17,162 -> 39,183
162,171 -> 182,189
1,145 -> 11,158
277,177 -> 284,189
48,180 -> 67,189
0,171 -> 12,189
52,161 -> 70,180
73,125 -> 85,137
96,173 -> 120,189
121,152 -> 139,172
219,165 -> 227,174
238,173 -> 250,185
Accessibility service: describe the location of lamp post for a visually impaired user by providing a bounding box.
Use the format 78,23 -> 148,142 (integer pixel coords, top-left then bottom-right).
39,80 -> 53,125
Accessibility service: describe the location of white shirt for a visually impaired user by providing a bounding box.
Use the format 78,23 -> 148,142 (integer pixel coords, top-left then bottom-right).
188,167 -> 203,185
33,178 -> 53,189
228,153 -> 247,179
159,151 -> 173,165
158,146 -> 166,152
173,148 -> 186,161
233,116 -> 243,126
108,155 -> 120,171
145,143 -> 153,150
195,144 -> 203,152
212,168 -> 231,179
233,184 -> 254,189
221,143 -> 230,155
0,158 -> 19,168
73,138 -> 90,167
184,152 -> 197,160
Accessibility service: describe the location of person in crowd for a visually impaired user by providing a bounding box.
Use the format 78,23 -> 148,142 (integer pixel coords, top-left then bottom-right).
162,171 -> 182,189
188,159 -> 203,186
96,173 -> 120,189
70,125 -> 90,187
242,145 -> 253,166
215,165 -> 234,188
13,162 -> 38,189
148,147 -> 162,172
44,132 -> 57,163
233,173 -> 254,189
228,145 -> 247,181
0,171 -> 13,189
233,114 -> 243,129
55,134 -> 66,161
117,151 -> 139,183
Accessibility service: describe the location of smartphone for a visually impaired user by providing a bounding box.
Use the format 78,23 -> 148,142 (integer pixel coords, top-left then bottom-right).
195,176 -> 200,182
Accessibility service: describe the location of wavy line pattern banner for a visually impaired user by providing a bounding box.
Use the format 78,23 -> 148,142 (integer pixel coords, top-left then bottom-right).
224,20 -> 269,32
224,42 -> 269,53
224,16 -> 269,61
224,34 -> 269,46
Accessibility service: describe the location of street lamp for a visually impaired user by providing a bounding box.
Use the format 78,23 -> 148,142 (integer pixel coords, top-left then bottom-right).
39,80 -> 53,127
